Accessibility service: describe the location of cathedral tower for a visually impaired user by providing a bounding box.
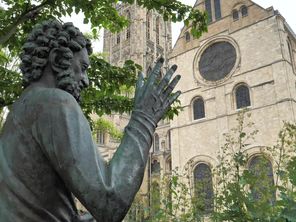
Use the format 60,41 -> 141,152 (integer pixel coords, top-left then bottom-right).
103,3 -> 172,76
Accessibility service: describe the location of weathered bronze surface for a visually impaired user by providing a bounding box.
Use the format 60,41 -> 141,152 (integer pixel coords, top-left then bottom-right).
199,41 -> 236,81
0,20 -> 181,222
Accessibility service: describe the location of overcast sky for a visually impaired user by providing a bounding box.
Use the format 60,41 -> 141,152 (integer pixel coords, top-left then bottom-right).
64,0 -> 296,52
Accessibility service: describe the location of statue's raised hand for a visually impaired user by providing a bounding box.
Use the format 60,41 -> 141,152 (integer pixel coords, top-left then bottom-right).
133,58 -> 181,125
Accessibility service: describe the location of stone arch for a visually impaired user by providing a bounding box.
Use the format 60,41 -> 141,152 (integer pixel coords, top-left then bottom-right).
184,155 -> 218,180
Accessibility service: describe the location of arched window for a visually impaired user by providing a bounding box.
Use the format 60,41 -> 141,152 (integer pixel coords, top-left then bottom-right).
287,39 -> 295,72
154,133 -> 159,152
193,163 -> 214,214
235,84 -> 251,109
205,0 -> 212,23
193,97 -> 205,120
116,33 -> 120,44
248,155 -> 276,203
113,35 -> 116,46
97,131 -> 105,145
288,40 -> 293,62
126,11 -> 131,39
214,0 -> 221,20
151,182 -> 160,213
185,31 -> 191,42
166,157 -> 172,172
156,17 -> 160,45
233,9 -> 239,21
151,159 -> 160,174
146,12 -> 151,40
241,5 -> 248,17
167,131 -> 171,150
161,140 -> 165,150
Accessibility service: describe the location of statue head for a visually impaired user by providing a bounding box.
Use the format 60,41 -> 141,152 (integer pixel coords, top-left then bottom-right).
20,20 -> 93,102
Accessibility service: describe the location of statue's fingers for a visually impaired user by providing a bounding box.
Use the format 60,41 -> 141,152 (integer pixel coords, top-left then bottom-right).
164,91 -> 181,109
146,57 -> 164,90
162,75 -> 181,100
135,72 -> 144,101
157,64 -> 177,94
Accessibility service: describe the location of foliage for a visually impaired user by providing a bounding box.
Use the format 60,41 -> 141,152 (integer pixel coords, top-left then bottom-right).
0,48 -> 22,108
270,122 -> 296,221
92,117 -> 123,141
125,169 -> 202,222
212,110 -> 264,221
81,55 -> 139,121
0,50 -> 140,122
0,0 -> 207,49
212,111 -> 296,222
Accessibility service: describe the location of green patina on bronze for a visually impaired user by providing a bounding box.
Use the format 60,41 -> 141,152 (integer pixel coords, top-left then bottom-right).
0,20 -> 181,222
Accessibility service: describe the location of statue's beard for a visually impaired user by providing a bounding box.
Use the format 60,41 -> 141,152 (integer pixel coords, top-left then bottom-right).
55,69 -> 85,103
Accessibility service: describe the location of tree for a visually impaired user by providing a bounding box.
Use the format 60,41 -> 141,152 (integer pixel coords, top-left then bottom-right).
212,111 -> 296,222
0,0 -> 207,121
0,0 -> 207,47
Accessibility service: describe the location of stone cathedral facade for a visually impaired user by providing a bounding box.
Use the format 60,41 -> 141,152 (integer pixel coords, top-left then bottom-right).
169,0 -> 296,214
102,0 -> 296,214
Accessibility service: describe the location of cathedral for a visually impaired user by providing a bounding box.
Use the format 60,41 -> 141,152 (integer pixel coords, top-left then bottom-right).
170,0 -> 296,196
102,0 -> 296,213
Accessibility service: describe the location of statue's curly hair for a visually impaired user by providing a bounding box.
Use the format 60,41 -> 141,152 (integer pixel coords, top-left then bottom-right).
20,20 -> 92,87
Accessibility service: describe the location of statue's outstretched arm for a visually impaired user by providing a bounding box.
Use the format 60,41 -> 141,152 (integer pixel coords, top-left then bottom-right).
108,58 -> 181,218
33,59 -> 180,222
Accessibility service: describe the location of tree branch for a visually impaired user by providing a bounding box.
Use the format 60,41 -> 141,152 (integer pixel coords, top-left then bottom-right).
0,0 -> 50,45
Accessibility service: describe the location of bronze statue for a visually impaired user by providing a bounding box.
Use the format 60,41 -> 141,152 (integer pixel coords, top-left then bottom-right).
0,20 -> 181,222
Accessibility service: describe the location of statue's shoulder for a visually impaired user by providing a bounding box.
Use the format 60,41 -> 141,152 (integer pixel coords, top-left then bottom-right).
27,87 -> 78,107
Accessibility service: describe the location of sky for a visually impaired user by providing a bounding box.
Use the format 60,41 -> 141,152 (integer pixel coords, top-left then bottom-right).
52,1 -> 296,52
1,1 -> 295,52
